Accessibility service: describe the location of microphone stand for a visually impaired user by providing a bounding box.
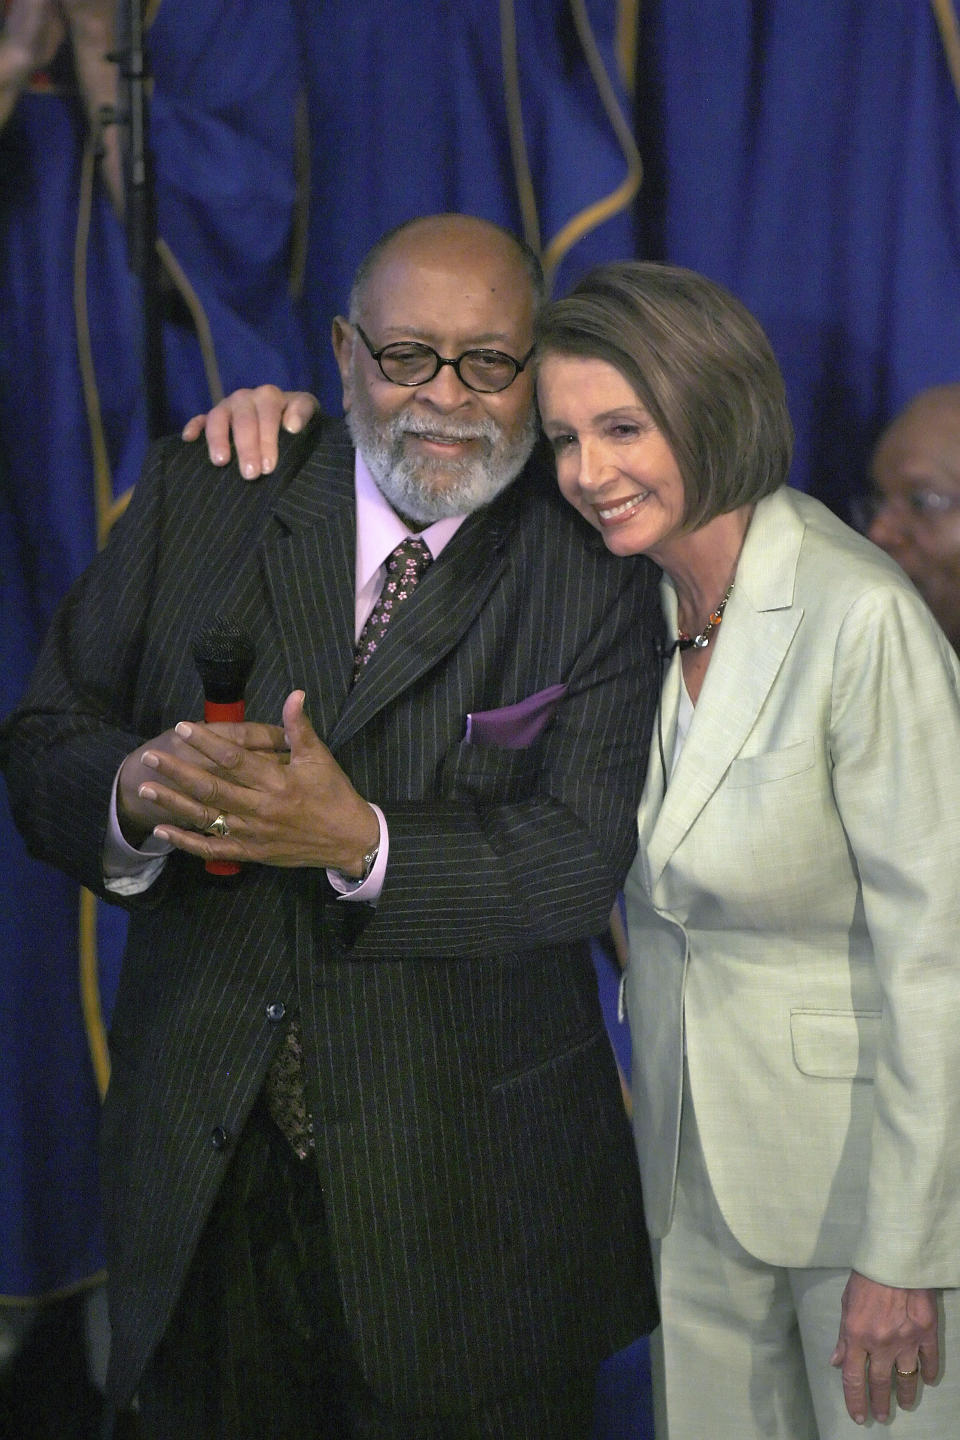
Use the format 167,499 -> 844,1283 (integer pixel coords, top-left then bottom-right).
112,0 -> 165,440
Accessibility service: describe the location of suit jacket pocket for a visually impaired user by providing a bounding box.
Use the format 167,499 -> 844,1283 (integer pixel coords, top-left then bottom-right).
466,683 -> 567,748
441,737 -> 541,803
790,1008 -> 881,1080
726,737 -> 815,787
485,1028 -> 641,1282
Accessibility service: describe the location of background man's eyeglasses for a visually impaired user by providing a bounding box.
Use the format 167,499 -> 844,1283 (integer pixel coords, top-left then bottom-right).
355,325 -> 534,394
853,487 -> 960,531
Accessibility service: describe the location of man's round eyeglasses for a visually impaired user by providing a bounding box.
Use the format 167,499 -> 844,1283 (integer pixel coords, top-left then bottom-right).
355,325 -> 534,394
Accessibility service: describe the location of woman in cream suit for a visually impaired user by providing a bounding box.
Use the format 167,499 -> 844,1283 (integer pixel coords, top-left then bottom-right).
535,263 -> 960,1439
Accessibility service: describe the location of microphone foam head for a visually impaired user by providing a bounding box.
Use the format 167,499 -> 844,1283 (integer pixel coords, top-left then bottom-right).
192,616 -> 256,702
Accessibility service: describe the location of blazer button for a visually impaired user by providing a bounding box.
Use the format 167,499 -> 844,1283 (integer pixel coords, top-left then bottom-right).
266,1001 -> 286,1022
210,1126 -> 230,1150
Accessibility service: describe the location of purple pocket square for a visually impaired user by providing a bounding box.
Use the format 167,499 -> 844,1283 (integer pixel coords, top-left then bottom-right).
465,683 -> 568,749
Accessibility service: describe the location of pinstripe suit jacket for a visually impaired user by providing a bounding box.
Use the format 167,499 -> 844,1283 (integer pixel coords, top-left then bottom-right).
3,418 -> 661,1410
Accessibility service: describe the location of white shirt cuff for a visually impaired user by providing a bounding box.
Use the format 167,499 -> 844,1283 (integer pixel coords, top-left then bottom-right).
102,766 -> 173,894
327,804 -> 387,902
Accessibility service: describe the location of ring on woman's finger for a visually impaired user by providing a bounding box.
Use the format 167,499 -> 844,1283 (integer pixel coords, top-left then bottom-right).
894,1362 -> 920,1379
205,813 -> 230,838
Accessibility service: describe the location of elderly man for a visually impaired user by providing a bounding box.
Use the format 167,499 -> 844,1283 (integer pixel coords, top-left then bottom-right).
867,383 -> 960,651
2,214 -> 661,1438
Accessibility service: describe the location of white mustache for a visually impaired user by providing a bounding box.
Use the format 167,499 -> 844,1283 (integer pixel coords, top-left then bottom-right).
392,415 -> 498,444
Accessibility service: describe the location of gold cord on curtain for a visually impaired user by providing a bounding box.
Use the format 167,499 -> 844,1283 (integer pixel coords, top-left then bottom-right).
499,0 -> 643,291
930,0 -> 960,104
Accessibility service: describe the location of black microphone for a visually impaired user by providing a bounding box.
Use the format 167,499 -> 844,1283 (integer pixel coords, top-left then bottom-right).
191,616 -> 255,882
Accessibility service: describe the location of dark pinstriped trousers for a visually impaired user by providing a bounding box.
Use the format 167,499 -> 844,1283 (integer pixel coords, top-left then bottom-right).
136,1095 -> 598,1440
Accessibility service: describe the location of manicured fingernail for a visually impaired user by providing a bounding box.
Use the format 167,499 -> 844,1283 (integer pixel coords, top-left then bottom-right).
142,751 -> 159,768
285,416 -> 303,433
262,455 -> 275,473
242,461 -> 258,478
211,448 -> 228,464
138,785 -> 157,800
175,722 -> 192,738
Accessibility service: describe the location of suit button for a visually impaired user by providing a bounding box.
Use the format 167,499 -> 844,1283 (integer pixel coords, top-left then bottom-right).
210,1126 -> 229,1150
266,1001 -> 286,1022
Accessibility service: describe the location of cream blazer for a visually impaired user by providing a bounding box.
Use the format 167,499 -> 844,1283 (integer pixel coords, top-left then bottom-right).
624,486 -> 960,1288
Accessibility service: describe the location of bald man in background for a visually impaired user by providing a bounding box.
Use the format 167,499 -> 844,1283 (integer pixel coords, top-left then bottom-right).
868,383 -> 960,651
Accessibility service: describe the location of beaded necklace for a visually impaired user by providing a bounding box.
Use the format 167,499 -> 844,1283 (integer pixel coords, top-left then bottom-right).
676,581 -> 734,651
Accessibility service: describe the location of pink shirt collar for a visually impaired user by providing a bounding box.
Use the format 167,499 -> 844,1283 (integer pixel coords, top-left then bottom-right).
353,451 -> 466,640
354,450 -> 466,589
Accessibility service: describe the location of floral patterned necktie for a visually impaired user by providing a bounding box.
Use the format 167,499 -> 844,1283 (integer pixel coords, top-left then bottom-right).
353,537 -> 433,681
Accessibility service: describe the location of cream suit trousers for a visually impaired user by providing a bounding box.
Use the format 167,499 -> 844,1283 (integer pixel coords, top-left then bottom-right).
650,1072 -> 960,1439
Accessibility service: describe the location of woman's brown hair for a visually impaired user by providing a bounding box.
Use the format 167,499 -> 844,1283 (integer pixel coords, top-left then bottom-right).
535,262 -> 794,529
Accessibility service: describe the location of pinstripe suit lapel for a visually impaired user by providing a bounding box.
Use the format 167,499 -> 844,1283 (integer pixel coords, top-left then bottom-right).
256,432 -> 517,750
259,439 -> 357,742
328,485 -> 517,750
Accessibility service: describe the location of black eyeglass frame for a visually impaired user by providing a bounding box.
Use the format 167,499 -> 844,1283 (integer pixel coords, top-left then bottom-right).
354,324 -> 535,394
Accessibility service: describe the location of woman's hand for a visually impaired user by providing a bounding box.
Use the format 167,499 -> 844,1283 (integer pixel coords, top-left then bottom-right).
181,386 -> 320,477
830,1269 -> 939,1423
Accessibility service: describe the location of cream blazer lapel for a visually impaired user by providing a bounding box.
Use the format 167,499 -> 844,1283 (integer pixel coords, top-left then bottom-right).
630,491 -> 808,1237
633,588 -> 677,896
643,491 -> 806,895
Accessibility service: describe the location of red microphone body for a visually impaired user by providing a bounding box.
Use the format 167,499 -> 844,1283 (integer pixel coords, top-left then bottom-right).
203,698 -> 246,725
191,618 -> 256,882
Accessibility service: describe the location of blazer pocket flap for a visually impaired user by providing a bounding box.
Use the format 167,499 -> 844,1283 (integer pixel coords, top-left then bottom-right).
726,738 -> 815,787
442,740 -> 538,802
790,1008 -> 881,1080
466,683 -> 567,748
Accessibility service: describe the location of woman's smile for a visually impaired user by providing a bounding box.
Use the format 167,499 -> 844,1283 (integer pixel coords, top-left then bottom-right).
537,354 -> 688,564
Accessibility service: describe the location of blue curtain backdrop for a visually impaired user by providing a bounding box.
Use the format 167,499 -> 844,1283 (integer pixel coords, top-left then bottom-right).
2,3 -> 959,1436
1,56 -> 138,1306
637,0 -> 960,516
293,0 -> 641,409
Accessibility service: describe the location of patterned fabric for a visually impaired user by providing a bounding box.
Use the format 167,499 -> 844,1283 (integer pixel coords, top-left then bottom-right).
265,537 -> 433,1159
264,1017 -> 314,1161
353,538 -> 433,681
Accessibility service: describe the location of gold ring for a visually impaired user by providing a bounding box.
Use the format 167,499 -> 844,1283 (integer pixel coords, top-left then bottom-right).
895,1363 -> 919,1379
206,813 -> 230,838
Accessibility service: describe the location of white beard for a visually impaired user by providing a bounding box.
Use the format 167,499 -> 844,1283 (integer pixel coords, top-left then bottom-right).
345,393 -> 538,525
